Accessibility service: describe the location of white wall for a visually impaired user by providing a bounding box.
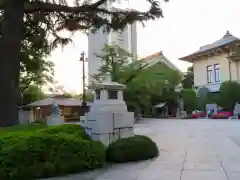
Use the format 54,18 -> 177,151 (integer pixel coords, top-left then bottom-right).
88,31 -> 108,82
193,53 -> 240,92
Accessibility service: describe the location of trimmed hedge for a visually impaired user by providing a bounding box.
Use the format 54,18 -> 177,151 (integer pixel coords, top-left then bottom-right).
106,135 -> 159,163
0,124 -> 90,148
0,123 -> 46,136
0,133 -> 105,180
37,124 -> 90,140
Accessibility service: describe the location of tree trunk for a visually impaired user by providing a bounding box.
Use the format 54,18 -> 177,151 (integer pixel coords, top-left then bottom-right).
0,0 -> 24,126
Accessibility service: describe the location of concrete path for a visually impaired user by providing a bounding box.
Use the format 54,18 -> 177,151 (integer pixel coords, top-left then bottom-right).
45,119 -> 240,180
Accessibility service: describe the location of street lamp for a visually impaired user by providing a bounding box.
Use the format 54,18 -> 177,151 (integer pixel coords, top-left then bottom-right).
80,51 -> 87,113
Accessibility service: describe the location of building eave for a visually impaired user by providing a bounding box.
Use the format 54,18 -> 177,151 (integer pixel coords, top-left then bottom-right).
180,41 -> 240,62
180,31 -> 240,62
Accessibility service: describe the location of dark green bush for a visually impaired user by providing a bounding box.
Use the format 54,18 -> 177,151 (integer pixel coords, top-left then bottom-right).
0,133 -> 105,180
37,124 -> 90,140
106,135 -> 159,163
0,123 -> 46,135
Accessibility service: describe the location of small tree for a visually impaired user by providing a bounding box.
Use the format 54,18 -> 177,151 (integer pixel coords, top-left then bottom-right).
93,44 -> 182,115
182,66 -> 194,89
21,84 -> 45,105
218,81 -> 240,111
182,89 -> 197,114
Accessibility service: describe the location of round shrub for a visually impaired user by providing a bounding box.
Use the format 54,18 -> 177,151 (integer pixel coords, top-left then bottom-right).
38,124 -> 90,140
106,135 -> 159,163
0,134 -> 105,180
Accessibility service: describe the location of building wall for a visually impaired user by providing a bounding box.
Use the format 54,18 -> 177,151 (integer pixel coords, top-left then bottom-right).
88,30 -> 108,82
131,23 -> 138,57
88,22 -> 137,84
193,53 -> 240,92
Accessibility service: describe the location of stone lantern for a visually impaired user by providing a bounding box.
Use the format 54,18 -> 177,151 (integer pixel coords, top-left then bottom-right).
83,74 -> 134,146
90,74 -> 127,112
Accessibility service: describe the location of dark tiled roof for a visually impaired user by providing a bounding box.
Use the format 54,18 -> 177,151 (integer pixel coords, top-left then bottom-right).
180,31 -> 240,60
196,31 -> 239,54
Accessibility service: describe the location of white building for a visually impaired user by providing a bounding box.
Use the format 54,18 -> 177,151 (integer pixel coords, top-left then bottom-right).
180,31 -> 240,96
88,8 -> 137,83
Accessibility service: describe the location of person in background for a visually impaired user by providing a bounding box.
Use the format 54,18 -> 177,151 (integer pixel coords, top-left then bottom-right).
207,108 -> 211,118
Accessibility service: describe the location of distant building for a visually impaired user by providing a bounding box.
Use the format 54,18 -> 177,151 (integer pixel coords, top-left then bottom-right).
180,31 -> 240,96
142,51 -> 184,77
25,95 -> 91,122
88,7 -> 137,83
141,51 -> 184,117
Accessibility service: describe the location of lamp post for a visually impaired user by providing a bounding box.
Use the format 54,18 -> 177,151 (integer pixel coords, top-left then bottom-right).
80,51 -> 87,113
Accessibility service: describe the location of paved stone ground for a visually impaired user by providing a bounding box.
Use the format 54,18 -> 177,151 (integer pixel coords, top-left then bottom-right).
44,119 -> 240,180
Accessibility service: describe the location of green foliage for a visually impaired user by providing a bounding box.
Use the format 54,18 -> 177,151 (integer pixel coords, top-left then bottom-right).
5,0 -> 168,50
125,62 -> 181,113
195,87 -> 212,110
21,84 -> 45,105
182,89 -> 197,114
0,134 -> 105,180
20,14 -> 54,91
0,123 -> 46,137
218,81 -> 240,111
106,135 -> 159,163
182,66 -> 194,88
0,124 -> 105,179
93,44 -> 132,82
0,0 -> 168,127
93,45 -> 182,114
38,124 -> 90,140
0,5 -> 55,93
63,92 -> 94,102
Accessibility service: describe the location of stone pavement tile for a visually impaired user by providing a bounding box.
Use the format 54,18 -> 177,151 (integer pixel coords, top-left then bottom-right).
186,153 -> 218,162
221,161 -> 240,172
148,159 -> 183,170
225,171 -> 240,180
95,161 -> 152,180
157,152 -> 185,163
181,170 -> 228,180
183,160 -> 223,171
39,168 -> 106,180
217,154 -> 240,163
184,154 -> 222,171
135,159 -> 182,180
90,171 -> 137,180
137,169 -> 181,180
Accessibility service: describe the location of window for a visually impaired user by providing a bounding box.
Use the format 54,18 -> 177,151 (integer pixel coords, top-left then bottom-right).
214,64 -> 220,82
95,90 -> 100,100
108,90 -> 118,99
206,65 -> 213,83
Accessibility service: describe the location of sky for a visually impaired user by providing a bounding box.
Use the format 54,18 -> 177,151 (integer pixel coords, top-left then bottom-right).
49,0 -> 240,92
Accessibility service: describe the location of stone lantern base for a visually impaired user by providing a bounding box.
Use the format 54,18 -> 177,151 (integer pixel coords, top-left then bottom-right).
46,115 -> 64,126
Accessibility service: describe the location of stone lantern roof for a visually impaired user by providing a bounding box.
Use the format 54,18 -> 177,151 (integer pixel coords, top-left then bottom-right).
93,74 -> 126,90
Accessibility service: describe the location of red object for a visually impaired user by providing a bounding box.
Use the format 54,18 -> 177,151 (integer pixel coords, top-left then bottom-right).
211,111 -> 233,119
217,111 -> 233,116
191,111 -> 206,119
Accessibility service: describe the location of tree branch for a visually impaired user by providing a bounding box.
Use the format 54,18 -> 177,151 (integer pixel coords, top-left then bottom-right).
91,0 -> 109,8
24,2 -> 99,13
125,63 -> 149,84
24,1 -> 162,20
